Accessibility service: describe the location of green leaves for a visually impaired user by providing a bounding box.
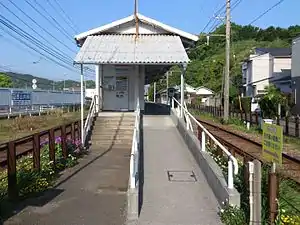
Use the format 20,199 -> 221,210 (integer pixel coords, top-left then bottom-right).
0,73 -> 13,88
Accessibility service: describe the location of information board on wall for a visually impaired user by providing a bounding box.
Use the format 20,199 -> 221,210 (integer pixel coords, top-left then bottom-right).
11,90 -> 32,106
262,123 -> 283,165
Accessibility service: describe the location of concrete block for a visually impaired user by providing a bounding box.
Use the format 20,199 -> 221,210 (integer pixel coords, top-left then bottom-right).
126,186 -> 139,225
170,109 -> 240,207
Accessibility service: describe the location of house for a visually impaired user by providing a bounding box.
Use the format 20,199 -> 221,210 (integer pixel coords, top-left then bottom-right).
194,86 -> 214,104
157,85 -> 213,105
242,47 -> 292,97
157,83 -> 196,104
73,13 -> 198,112
292,36 -> 300,115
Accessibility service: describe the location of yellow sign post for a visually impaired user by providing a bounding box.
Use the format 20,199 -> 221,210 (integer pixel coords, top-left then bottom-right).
262,123 -> 283,165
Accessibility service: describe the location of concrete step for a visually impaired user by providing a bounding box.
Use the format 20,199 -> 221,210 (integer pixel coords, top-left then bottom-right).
92,127 -> 134,134
91,134 -> 133,140
90,139 -> 132,145
93,124 -> 134,129
96,117 -> 135,122
92,129 -> 134,134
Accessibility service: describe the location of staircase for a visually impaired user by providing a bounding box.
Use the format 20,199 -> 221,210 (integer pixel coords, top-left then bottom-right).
88,112 -> 135,192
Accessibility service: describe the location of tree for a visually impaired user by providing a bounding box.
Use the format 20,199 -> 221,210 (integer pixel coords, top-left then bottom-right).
258,85 -> 286,119
0,73 -> 13,88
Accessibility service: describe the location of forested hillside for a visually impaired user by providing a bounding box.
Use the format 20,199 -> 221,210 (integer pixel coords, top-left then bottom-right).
0,72 -> 95,90
150,23 -> 300,99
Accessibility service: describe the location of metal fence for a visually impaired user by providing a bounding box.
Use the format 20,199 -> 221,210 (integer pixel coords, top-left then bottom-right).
0,88 -> 82,116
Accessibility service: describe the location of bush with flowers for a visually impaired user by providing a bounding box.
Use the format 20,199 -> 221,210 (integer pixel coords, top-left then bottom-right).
207,144 -> 300,225
0,137 -> 83,200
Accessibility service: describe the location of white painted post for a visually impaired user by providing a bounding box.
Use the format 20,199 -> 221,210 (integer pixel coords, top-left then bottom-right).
201,131 -> 206,152
135,65 -> 139,108
227,160 -> 234,189
99,65 -> 103,110
254,160 -> 262,225
171,98 -> 174,109
95,65 -> 100,112
249,161 -> 254,225
80,65 -> 84,146
180,72 -> 184,118
153,82 -> 156,103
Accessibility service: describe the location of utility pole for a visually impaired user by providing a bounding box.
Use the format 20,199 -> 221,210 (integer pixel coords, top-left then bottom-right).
134,0 -> 139,40
224,0 -> 231,122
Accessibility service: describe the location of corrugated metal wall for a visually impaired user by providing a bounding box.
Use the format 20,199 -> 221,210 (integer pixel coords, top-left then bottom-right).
0,88 -> 81,106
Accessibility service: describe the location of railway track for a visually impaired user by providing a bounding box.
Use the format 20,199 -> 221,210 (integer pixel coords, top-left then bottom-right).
196,118 -> 300,184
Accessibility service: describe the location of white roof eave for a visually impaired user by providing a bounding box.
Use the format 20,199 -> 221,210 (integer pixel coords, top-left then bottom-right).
74,13 -> 199,43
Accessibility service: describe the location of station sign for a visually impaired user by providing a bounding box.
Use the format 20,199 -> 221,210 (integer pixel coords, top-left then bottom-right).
11,90 -> 32,106
262,123 -> 283,165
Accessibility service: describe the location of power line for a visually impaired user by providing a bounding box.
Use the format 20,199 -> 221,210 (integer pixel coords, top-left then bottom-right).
0,1 -> 71,63
0,18 -> 94,78
23,0 -> 72,41
52,0 -> 79,34
249,0 -> 285,25
200,3 -> 226,34
7,0 -> 76,54
208,0 -> 243,33
3,1 -> 94,75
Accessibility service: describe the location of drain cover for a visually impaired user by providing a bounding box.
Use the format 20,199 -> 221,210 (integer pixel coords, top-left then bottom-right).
167,170 -> 197,182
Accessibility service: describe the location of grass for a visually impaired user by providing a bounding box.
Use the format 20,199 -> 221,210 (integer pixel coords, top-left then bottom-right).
0,109 -> 87,143
190,109 -> 300,151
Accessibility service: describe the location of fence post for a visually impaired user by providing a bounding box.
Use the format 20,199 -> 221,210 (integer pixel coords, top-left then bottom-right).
269,165 -> 278,224
201,131 -> 206,152
197,126 -> 202,142
255,112 -> 259,125
7,141 -> 18,199
243,156 -> 250,187
250,110 -> 253,125
33,133 -> 40,170
219,105 -> 222,118
71,122 -> 75,140
61,125 -> 67,159
295,116 -> 299,137
49,128 -> 56,164
285,116 -> 289,135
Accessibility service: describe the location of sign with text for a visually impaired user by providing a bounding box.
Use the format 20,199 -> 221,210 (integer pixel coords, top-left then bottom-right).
262,123 -> 283,165
11,90 -> 32,106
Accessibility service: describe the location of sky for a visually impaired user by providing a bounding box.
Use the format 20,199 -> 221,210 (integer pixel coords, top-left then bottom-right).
0,0 -> 298,82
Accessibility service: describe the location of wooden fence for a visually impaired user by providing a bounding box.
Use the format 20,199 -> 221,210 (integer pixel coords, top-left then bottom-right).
190,104 -> 300,137
0,119 -> 83,199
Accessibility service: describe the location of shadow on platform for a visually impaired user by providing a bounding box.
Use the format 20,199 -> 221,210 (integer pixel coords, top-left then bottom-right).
144,102 -> 170,115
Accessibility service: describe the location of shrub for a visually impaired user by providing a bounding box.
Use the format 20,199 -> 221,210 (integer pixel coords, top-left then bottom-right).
0,137 -> 82,200
241,97 -> 252,113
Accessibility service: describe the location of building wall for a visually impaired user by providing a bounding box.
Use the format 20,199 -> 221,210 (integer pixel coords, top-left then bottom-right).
249,54 -> 272,96
273,58 -> 291,73
101,65 -> 144,111
0,88 -> 81,107
109,21 -> 167,35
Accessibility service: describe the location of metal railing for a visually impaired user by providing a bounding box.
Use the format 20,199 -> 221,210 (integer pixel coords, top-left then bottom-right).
172,97 -> 238,189
83,95 -> 97,145
129,99 -> 141,189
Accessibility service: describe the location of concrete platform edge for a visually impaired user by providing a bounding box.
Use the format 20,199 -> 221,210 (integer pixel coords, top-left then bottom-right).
170,109 -> 240,207
126,183 -> 139,225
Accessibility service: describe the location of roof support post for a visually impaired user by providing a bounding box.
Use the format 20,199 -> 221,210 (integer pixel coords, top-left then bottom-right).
180,63 -> 187,118
95,65 -> 100,113
153,82 -> 156,103
80,64 -> 84,146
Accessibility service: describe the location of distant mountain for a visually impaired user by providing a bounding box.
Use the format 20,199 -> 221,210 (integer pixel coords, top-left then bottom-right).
1,72 -> 95,90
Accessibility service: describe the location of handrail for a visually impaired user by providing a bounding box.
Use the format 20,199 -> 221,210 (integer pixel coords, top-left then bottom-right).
83,95 -> 97,145
129,98 -> 140,189
172,97 -> 238,189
